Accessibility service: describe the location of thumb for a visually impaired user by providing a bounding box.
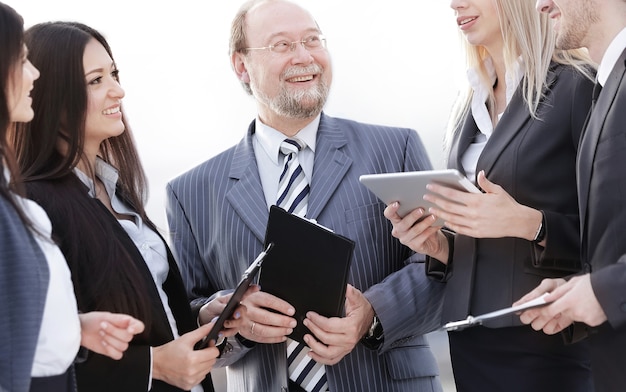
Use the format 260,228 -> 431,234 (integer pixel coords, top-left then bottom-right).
107,314 -> 145,335
344,284 -> 360,314
476,170 -> 497,193
185,321 -> 216,344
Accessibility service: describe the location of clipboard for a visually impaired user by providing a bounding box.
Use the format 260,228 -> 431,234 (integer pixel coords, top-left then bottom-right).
441,293 -> 552,332
194,243 -> 273,350
258,206 -> 355,343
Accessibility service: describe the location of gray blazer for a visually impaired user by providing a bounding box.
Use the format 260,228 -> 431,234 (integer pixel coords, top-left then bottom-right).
0,194 -> 49,392
166,113 -> 445,392
577,47 -> 626,391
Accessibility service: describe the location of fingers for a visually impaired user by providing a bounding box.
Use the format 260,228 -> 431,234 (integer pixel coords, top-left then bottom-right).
513,278 -> 563,306
239,291 -> 296,343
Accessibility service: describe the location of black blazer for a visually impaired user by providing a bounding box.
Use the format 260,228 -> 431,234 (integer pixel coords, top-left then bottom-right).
26,174 -> 214,392
441,63 -> 594,327
577,47 -> 626,391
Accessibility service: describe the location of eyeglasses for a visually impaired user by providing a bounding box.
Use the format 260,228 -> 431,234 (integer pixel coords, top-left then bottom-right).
243,35 -> 327,54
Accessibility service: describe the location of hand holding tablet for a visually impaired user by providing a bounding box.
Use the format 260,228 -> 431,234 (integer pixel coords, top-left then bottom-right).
359,169 -> 481,226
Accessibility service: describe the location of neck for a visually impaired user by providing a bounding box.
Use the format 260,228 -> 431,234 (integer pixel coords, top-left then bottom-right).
258,109 -> 318,137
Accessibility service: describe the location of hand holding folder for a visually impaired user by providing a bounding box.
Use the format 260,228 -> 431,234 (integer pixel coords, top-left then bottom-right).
259,206 -> 355,343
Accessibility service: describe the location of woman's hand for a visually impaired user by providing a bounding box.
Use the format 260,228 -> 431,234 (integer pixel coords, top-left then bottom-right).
198,287 -> 258,338
384,202 -> 449,262
79,311 -> 144,360
152,322 -> 220,390
425,170 -> 542,240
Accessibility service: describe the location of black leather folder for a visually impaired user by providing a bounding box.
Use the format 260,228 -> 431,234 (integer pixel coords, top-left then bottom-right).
259,205 -> 355,343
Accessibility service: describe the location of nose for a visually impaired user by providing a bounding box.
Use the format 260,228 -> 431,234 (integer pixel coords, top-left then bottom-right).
28,61 -> 40,81
536,0 -> 551,13
450,0 -> 465,10
289,42 -> 314,64
110,80 -> 125,99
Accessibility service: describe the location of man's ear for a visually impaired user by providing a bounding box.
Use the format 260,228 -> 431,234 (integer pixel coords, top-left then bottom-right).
232,52 -> 250,82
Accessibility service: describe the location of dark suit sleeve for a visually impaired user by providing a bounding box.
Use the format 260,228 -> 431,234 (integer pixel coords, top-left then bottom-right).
533,68 -> 594,271
590,257 -> 626,330
364,129 -> 446,350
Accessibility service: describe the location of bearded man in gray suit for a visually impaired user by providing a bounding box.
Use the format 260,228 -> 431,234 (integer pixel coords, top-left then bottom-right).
166,1 -> 445,390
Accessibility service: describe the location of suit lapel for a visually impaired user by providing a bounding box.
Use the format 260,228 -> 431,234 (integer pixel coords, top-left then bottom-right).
578,50 -> 626,231
226,122 -> 270,242
307,114 -> 353,220
476,67 -> 559,177
449,114 -> 480,176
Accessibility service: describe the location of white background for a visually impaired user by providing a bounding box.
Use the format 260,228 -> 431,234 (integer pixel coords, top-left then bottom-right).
7,0 -> 464,229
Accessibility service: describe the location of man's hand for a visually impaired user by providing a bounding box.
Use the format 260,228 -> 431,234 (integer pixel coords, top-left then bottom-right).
517,274 -> 607,334
303,284 -> 374,365
238,288 -> 297,343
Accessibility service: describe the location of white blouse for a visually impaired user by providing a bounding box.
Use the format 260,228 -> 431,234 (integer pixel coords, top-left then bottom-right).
461,57 -> 524,184
5,167 -> 82,377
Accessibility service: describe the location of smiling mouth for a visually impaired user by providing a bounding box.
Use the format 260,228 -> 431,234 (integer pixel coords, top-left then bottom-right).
287,75 -> 315,83
102,107 -> 120,115
459,17 -> 477,26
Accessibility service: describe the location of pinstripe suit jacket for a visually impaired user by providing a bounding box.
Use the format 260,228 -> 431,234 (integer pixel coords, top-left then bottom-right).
0,194 -> 49,392
166,113 -> 445,392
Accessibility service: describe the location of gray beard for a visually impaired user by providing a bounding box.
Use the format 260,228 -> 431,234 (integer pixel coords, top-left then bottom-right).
253,80 -> 329,119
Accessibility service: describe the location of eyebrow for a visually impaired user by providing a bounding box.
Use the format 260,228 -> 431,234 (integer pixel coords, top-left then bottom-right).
84,63 -> 116,78
265,27 -> 321,42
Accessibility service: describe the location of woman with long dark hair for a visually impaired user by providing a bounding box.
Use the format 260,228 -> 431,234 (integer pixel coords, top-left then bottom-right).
12,21 -> 245,392
0,4 -> 144,392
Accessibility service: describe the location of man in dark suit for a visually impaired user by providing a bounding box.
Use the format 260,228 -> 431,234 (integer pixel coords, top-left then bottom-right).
519,1 -> 626,391
166,0 -> 445,391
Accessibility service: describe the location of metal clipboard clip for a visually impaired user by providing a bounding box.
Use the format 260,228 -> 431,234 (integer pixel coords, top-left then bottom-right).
441,292 -> 552,332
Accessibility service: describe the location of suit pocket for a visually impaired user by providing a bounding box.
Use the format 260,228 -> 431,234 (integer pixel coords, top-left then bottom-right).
384,345 -> 440,380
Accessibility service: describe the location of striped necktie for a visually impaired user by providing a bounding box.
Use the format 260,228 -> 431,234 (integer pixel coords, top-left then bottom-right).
276,138 -> 328,392
277,138 -> 310,216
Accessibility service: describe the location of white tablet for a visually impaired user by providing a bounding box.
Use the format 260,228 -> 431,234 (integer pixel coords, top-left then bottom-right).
359,169 -> 481,226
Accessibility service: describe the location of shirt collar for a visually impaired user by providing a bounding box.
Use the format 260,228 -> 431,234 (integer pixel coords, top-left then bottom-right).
255,114 -> 320,165
74,157 -> 119,199
468,56 -> 525,138
597,27 -> 626,87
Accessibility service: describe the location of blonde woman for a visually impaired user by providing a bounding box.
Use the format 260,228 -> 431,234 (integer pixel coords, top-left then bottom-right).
384,0 -> 595,390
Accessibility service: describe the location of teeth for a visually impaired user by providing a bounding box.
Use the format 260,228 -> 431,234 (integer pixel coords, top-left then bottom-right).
288,75 -> 314,82
103,106 -> 120,115
460,17 -> 476,25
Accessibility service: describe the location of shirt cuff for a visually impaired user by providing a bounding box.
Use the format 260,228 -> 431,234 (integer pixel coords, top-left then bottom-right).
148,346 -> 153,391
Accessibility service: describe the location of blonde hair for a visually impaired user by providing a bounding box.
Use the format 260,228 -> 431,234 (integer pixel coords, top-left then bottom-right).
445,0 -> 594,152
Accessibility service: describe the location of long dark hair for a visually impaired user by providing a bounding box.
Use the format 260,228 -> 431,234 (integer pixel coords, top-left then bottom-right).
0,2 -> 30,225
13,22 -> 153,325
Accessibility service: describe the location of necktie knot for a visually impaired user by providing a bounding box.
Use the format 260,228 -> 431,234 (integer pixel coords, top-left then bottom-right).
280,138 -> 305,156
592,81 -> 602,102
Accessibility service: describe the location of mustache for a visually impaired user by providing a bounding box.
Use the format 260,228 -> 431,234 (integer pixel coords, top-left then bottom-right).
281,64 -> 323,79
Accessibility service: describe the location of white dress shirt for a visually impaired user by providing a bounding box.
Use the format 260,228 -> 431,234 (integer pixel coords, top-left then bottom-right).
596,27 -> 626,87
4,167 -> 82,377
253,115 -> 319,210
